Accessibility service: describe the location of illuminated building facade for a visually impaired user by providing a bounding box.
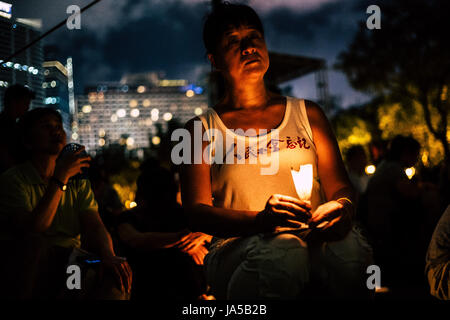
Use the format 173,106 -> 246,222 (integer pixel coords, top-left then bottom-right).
0,2 -> 44,109
42,60 -> 71,136
75,72 -> 208,153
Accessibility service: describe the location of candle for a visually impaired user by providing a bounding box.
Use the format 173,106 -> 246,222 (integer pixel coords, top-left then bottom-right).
291,164 -> 313,202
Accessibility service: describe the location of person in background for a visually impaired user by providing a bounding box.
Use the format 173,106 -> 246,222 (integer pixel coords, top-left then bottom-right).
89,158 -> 124,232
366,135 -> 424,293
426,204 -> 450,300
345,145 -> 370,195
0,84 -> 35,174
116,163 -> 211,300
0,107 -> 131,299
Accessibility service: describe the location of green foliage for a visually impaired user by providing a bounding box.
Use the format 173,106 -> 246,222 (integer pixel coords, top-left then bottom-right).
336,0 -> 450,162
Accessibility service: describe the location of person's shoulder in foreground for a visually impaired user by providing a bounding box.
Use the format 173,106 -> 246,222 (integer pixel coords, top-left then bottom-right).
426,204 -> 450,300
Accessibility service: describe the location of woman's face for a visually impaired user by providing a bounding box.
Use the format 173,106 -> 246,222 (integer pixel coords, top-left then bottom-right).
209,25 -> 269,84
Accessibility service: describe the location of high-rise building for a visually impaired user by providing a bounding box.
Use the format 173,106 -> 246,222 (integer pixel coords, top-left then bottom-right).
75,72 -> 208,153
0,2 -> 44,110
42,60 -> 71,135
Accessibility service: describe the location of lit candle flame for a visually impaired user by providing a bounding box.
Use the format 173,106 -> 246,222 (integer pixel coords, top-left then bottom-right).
291,164 -> 313,202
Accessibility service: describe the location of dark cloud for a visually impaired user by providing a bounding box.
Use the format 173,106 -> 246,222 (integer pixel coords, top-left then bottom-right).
9,0 -> 376,107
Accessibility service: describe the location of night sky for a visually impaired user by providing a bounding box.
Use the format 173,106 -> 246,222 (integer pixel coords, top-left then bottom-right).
11,0 -> 375,108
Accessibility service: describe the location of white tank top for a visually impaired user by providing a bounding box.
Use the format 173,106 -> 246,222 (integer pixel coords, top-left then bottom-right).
198,96 -> 325,213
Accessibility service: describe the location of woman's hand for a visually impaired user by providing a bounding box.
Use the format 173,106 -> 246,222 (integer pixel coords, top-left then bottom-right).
99,255 -> 132,294
174,231 -> 211,251
172,230 -> 211,265
256,194 -> 312,232
185,245 -> 209,265
307,200 -> 353,242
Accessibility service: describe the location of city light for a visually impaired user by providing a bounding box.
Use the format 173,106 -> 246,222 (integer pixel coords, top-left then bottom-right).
71,132 -> 78,140
152,136 -> 161,145
143,99 -> 151,107
365,165 -> 376,175
405,167 -> 416,180
129,99 -> 138,108
130,108 -> 140,118
98,129 -> 106,137
151,108 -> 159,121
111,114 -> 118,122
50,80 -> 56,87
98,138 -> 106,146
137,85 -> 146,93
126,137 -> 135,147
88,93 -> 97,103
194,107 -> 203,115
163,112 -> 172,121
186,89 -> 194,97
129,201 -> 137,208
82,105 -> 92,113
117,109 -> 126,118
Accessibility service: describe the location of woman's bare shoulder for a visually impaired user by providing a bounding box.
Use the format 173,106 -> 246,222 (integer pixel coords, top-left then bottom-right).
304,99 -> 328,126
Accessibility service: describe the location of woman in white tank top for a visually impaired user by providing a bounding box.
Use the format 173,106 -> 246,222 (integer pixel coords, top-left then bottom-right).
180,2 -> 372,300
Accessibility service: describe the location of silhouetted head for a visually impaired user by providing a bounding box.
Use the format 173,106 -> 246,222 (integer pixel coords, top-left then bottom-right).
346,145 -> 367,174
3,84 -> 35,118
17,107 -> 66,157
387,135 -> 420,167
135,165 -> 178,207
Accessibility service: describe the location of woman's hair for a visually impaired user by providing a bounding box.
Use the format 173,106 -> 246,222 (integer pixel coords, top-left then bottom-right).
203,1 -> 264,54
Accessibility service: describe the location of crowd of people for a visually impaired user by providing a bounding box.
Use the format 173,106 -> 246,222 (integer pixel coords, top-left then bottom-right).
0,2 -> 448,301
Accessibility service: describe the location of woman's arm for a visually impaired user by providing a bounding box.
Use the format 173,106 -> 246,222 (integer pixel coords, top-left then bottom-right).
117,223 -> 189,250
306,100 -> 356,240
180,117 -> 263,238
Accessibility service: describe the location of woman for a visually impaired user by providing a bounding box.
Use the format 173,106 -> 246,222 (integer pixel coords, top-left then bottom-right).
180,2 -> 372,299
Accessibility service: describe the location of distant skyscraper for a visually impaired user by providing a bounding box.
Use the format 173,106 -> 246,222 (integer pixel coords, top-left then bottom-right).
42,60 -> 71,136
0,2 -> 43,110
75,72 -> 208,153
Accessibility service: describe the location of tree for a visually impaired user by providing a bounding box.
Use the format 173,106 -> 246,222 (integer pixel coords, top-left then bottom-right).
336,0 -> 450,164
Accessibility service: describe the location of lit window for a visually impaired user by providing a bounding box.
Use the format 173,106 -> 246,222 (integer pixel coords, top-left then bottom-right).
152,136 -> 161,145
130,109 -> 140,118
151,108 -> 159,121
143,99 -> 151,107
186,89 -> 194,97
82,105 -> 92,113
194,107 -> 203,115
117,109 -> 126,118
126,137 -> 135,146
129,99 -> 138,108
163,112 -> 172,121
